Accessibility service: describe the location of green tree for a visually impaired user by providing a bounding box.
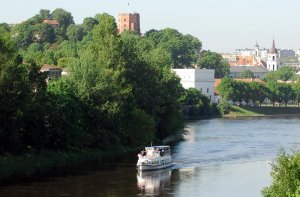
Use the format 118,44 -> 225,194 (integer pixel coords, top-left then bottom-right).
238,70 -> 255,78
33,23 -> 55,43
82,17 -> 99,32
265,66 -> 296,82
198,51 -> 230,78
0,63 -> 31,153
20,43 -> 44,64
266,81 -> 280,106
11,21 -> 34,48
39,9 -> 51,20
0,27 -> 16,66
180,88 -> 212,117
277,83 -> 295,106
292,80 -> 300,106
145,28 -> 202,68
249,82 -> 268,106
217,78 -> 237,102
52,8 -> 74,40
66,24 -> 85,42
0,23 -> 10,32
265,81 -> 294,106
262,149 -> 300,197
121,28 -> 185,139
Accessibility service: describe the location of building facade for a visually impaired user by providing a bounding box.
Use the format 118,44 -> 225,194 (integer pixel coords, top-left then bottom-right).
118,13 -> 140,34
172,69 -> 215,102
229,66 -> 269,79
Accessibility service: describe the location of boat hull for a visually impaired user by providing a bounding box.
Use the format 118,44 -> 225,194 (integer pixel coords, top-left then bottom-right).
137,162 -> 174,171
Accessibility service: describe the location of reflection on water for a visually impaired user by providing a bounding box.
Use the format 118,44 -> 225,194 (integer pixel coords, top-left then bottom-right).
137,168 -> 172,196
1,117 -> 300,196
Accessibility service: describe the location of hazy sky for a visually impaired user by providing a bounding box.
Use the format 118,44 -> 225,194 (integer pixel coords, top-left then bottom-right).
0,0 -> 299,52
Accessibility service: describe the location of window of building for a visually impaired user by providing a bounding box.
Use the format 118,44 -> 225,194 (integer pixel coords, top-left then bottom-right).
207,88 -> 209,93
124,19 -> 126,22
273,56 -> 275,61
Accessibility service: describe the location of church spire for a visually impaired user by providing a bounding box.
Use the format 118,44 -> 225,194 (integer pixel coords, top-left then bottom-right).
269,38 -> 277,54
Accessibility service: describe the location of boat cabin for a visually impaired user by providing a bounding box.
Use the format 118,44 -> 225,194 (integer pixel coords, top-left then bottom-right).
144,146 -> 171,157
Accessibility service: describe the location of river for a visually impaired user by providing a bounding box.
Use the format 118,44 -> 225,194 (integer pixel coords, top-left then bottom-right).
1,116 -> 300,197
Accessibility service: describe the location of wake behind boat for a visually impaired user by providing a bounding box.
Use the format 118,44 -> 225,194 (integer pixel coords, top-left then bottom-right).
137,145 -> 174,171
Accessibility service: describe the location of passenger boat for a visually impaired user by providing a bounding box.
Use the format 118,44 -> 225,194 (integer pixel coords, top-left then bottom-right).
137,145 -> 174,171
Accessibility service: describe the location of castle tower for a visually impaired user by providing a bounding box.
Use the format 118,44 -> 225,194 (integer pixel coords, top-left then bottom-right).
267,39 -> 280,71
118,13 -> 140,34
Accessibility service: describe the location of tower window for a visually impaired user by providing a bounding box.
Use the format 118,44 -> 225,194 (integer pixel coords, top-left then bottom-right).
273,56 -> 275,61
207,88 -> 209,93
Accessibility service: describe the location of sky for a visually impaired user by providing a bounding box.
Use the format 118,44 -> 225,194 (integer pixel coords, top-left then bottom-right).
0,0 -> 299,53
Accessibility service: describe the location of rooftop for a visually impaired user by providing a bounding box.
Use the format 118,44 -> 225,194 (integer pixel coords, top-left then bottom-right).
43,19 -> 59,25
230,65 -> 269,73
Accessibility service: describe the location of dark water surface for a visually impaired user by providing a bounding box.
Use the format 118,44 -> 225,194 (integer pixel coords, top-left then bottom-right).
1,116 -> 300,197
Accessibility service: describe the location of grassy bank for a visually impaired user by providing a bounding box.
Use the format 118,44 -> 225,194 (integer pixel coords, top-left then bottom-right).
0,146 -> 136,185
225,105 -> 300,117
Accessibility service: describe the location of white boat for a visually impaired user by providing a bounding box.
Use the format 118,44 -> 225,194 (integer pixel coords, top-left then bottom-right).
137,145 -> 174,171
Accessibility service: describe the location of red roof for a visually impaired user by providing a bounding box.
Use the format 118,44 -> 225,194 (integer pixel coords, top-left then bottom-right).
43,19 -> 59,25
41,64 -> 62,71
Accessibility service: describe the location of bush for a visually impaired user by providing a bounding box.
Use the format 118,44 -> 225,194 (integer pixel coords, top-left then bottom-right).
262,149 -> 300,197
217,101 -> 231,115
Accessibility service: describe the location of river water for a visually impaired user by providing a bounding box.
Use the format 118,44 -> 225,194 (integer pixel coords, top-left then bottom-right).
1,116 -> 300,197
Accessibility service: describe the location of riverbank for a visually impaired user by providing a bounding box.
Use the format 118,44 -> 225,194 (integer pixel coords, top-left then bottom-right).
224,105 -> 300,117
0,134 -> 185,186
0,146 -> 136,185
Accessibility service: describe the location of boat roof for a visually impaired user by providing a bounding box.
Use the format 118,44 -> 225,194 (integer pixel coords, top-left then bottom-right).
145,146 -> 170,149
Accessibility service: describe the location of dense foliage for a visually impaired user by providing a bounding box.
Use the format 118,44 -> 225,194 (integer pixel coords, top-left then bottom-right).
238,70 -> 255,79
262,149 -> 300,197
264,66 -> 297,82
0,10 -> 217,154
217,77 -> 300,107
198,51 -> 230,78
180,88 -> 217,118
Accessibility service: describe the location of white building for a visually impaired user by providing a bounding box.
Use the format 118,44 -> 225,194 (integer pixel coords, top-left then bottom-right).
267,39 -> 280,71
172,69 -> 215,102
234,43 -> 268,60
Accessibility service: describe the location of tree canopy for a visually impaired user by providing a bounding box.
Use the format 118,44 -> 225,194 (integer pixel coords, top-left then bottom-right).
0,10 -> 200,154
238,70 -> 255,79
198,51 -> 230,78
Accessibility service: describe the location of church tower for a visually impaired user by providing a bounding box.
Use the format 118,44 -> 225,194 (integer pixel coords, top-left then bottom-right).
255,42 -> 260,58
267,39 -> 280,71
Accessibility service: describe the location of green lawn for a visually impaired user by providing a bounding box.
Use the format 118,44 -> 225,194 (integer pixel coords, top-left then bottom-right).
225,105 -> 300,117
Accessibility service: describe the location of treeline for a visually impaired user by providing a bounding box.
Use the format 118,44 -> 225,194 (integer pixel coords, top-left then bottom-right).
218,67 -> 300,107
0,9 -> 217,154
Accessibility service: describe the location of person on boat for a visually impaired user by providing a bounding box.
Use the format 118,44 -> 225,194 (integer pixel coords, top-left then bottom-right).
141,149 -> 146,156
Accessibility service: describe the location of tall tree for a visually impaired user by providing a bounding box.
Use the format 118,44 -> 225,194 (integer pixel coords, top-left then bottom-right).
145,28 -> 202,68
198,51 -> 230,78
52,8 -> 74,40
292,80 -> 300,106
265,66 -> 296,82
39,9 -> 51,20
